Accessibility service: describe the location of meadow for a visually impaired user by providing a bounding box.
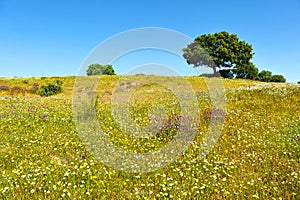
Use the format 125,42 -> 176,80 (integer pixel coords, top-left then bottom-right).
0,75 -> 299,199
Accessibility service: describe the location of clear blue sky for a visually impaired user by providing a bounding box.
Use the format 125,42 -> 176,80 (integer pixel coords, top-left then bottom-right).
0,0 -> 299,82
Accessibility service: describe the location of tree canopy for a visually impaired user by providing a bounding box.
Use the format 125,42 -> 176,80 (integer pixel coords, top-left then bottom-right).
86,64 -> 116,76
257,70 -> 273,82
183,31 -> 258,79
233,62 -> 258,80
257,70 -> 286,83
270,75 -> 286,83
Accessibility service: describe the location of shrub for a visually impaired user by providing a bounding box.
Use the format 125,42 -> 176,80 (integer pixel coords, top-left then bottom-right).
0,85 -> 10,91
203,108 -> 226,118
86,64 -> 116,76
102,65 -> 116,75
38,80 -> 63,96
270,75 -> 286,83
200,73 -> 220,78
29,83 -> 39,93
53,79 -> 63,85
219,69 -> 234,78
258,70 -> 272,82
23,80 -> 29,84
10,86 -> 25,95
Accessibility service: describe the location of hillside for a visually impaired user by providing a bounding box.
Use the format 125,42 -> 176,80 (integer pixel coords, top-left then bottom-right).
0,75 -> 296,98
0,76 -> 299,199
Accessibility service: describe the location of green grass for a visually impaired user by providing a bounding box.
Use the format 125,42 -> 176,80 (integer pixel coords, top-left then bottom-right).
0,76 -> 299,199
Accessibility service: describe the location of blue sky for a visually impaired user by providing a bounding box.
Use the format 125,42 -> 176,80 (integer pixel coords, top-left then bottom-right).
0,0 -> 299,82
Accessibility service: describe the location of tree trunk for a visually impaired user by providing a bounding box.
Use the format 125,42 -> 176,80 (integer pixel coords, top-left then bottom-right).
213,66 -> 217,75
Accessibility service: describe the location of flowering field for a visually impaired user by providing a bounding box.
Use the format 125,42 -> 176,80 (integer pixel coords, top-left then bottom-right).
0,76 -> 299,199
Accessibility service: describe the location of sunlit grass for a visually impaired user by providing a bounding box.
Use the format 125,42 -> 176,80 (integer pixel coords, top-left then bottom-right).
0,75 -> 299,199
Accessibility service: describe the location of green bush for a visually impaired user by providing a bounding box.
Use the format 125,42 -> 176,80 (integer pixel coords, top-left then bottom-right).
53,79 -> 63,85
38,80 -> 63,96
258,70 -> 272,82
258,70 -> 286,83
86,64 -> 116,76
270,75 -> 286,83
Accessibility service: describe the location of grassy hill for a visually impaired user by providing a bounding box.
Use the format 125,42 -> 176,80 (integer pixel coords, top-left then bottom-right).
0,76 -> 299,199
0,75 -> 293,98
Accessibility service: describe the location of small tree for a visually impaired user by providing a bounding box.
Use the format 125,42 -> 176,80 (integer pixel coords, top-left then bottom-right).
233,63 -> 258,80
257,70 -> 286,83
258,70 -> 272,82
102,65 -> 116,75
270,75 -> 286,83
86,64 -> 102,76
86,64 -> 116,76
